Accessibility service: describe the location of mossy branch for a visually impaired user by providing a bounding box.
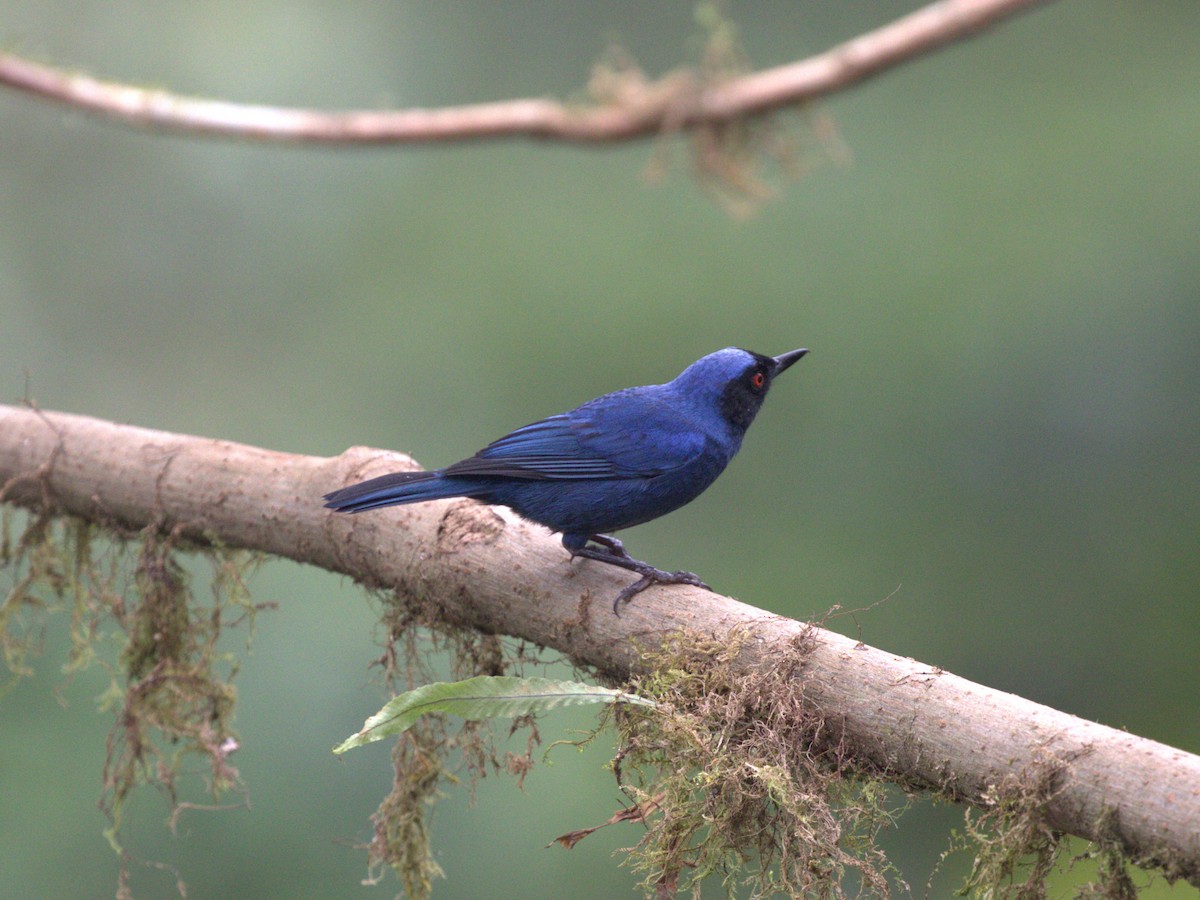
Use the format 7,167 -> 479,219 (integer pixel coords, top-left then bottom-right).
0,0 -> 1053,146
2,403 -> 1198,888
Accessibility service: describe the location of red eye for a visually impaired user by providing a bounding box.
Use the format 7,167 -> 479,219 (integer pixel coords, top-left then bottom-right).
751,371 -> 766,389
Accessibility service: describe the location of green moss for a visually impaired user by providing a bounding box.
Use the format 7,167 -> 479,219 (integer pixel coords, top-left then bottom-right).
586,3 -> 845,220
359,591 -> 542,898
609,627 -> 902,897
932,762 -> 1149,898
1,510 -> 267,891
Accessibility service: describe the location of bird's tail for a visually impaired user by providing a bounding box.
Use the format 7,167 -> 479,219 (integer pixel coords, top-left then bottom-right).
323,470 -> 478,513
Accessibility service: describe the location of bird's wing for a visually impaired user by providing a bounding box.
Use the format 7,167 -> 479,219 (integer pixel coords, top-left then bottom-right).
443,397 -> 709,481
444,415 -> 612,480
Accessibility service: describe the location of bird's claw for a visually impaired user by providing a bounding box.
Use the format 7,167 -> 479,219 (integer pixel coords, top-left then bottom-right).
612,568 -> 711,615
568,534 -> 712,614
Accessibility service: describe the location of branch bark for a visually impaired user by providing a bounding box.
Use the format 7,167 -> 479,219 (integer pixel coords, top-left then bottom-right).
1,403 -> 1197,884
0,0 -> 1053,145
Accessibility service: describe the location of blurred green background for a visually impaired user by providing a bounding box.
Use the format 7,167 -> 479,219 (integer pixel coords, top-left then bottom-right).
2,2 -> 1198,897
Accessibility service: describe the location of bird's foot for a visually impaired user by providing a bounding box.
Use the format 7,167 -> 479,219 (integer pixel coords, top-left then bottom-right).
567,534 -> 711,614
611,567 -> 710,614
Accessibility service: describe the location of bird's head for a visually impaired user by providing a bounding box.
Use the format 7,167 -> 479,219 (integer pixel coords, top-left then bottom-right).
671,347 -> 808,432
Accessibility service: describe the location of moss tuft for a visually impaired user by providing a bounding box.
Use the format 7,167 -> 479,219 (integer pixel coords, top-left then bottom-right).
1,510 -> 268,893
610,626 -> 903,897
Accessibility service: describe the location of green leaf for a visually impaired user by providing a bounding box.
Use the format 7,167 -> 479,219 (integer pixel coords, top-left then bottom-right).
333,675 -> 654,754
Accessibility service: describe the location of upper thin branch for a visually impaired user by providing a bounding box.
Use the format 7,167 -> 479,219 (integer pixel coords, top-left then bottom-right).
1,402 -> 1197,886
0,0 -> 1052,145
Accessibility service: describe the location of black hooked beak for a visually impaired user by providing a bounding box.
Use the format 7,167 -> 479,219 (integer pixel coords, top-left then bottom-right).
771,348 -> 808,376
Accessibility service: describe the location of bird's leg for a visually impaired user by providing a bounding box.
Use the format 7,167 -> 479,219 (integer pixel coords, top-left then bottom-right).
568,534 -> 711,614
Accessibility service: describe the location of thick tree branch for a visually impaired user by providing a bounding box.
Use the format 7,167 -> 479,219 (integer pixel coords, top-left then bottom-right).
1,403 -> 1197,884
0,0 -> 1053,145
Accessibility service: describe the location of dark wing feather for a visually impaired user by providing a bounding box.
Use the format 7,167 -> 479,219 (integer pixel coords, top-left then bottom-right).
443,415 -> 614,480
442,393 -> 709,481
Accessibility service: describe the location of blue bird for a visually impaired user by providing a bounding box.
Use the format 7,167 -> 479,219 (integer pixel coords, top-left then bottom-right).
324,347 -> 807,612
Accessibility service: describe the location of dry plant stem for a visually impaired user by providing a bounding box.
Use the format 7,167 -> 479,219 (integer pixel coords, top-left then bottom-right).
1,404 -> 1197,885
0,0 -> 1053,145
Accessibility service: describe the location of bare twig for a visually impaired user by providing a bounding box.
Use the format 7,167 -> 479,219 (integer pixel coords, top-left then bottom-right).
0,0 -> 1053,145
1,403 -> 1197,886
